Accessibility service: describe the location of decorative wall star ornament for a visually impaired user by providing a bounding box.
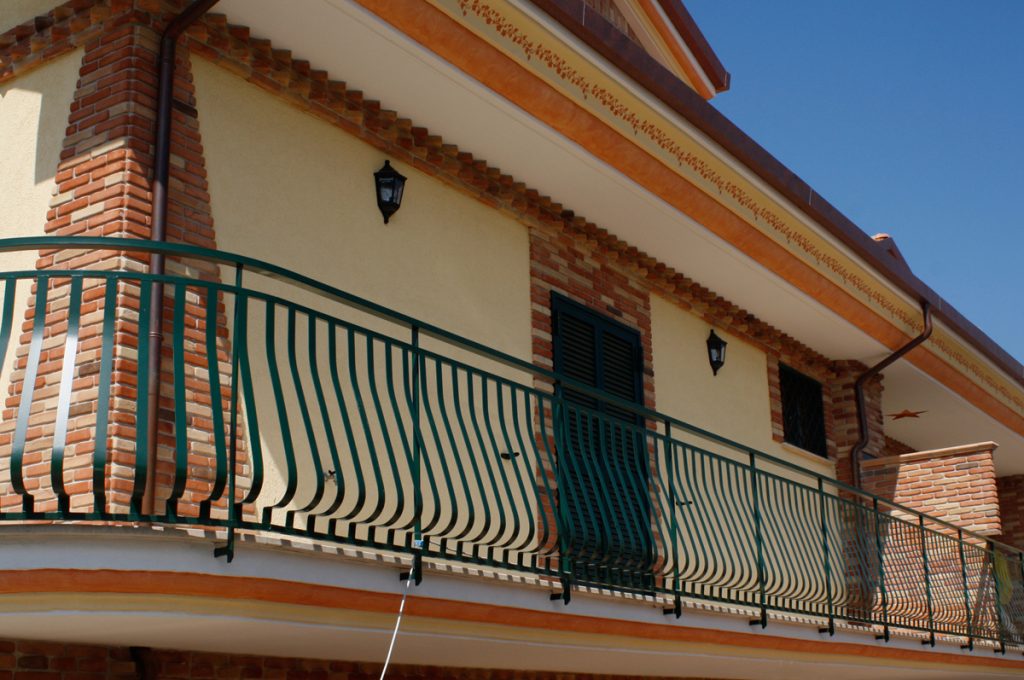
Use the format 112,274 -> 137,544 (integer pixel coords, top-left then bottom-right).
887,409 -> 928,420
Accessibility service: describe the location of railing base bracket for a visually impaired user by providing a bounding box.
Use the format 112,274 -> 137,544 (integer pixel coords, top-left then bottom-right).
213,526 -> 235,563
663,596 -> 682,619
550,591 -> 571,605
213,544 -> 234,562
550,578 -> 571,605
399,550 -> 423,586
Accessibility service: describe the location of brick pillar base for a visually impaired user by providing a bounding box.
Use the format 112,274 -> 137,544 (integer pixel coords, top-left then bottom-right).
861,442 -> 1001,536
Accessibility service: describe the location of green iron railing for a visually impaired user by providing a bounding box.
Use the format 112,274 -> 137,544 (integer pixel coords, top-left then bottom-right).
0,237 -> 1022,650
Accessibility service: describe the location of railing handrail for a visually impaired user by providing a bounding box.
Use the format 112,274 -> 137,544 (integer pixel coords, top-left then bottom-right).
0,235 -> 1018,557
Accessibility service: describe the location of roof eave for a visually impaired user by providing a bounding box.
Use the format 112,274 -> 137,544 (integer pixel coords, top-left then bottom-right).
656,0 -> 730,93
532,0 -> 1024,387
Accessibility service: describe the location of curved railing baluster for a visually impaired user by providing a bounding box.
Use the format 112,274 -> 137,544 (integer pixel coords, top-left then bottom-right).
345,328 -> 386,528
416,355 -> 460,539
307,314 -> 343,520
235,294 -> 264,507
285,307 -> 324,524
51,276 -> 82,514
92,278 -> 117,516
11,275 -> 48,513
325,322 -> 364,524
200,283 -> 228,520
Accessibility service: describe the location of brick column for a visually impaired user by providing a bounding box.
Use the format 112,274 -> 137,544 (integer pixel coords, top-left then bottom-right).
861,442 -> 1001,536
827,360 -> 883,488
1,12 -> 161,514
0,3 -> 239,520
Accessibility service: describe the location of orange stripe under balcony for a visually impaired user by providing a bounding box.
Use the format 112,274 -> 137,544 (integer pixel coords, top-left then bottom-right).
0,236 -> 1022,653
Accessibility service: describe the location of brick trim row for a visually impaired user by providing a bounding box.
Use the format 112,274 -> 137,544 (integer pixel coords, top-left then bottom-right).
0,637 -> 724,680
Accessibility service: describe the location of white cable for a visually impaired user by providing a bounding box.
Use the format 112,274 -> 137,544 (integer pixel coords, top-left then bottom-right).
379,562 -> 415,680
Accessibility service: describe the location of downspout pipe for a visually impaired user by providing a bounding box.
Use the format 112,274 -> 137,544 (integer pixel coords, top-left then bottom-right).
143,0 -> 221,515
850,302 -> 933,489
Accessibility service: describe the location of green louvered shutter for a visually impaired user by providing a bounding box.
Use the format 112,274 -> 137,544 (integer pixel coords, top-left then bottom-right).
551,294 -> 652,587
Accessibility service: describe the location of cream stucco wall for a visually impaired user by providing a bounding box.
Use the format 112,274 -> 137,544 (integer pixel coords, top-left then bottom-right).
650,293 -> 834,474
192,56 -> 532,360
0,0 -> 57,33
650,293 -> 838,604
192,56 -> 536,541
0,49 -> 81,446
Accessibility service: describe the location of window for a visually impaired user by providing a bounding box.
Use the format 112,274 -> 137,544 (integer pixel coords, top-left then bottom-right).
551,294 -> 651,585
552,294 -> 643,416
779,363 -> 828,457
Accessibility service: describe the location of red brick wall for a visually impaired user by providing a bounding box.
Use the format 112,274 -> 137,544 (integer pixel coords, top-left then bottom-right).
861,447 -> 1000,536
826,362 -> 882,487
0,1 -> 239,519
0,638 -> 718,680
996,474 -> 1024,550
0,11 -> 162,515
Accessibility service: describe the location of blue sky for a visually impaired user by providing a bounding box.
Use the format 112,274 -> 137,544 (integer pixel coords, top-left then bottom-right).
685,1 -> 1024,363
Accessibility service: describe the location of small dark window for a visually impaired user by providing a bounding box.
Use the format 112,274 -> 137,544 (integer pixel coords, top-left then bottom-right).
779,364 -> 827,457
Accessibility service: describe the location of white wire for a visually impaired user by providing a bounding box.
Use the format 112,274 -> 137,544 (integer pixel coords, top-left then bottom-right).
379,563 -> 415,680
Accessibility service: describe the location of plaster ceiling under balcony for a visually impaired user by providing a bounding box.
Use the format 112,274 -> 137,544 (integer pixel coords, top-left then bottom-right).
0,529 -> 1018,680
211,0 -> 1024,473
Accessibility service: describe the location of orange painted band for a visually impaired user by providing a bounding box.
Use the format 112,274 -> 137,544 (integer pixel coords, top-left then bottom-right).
352,0 -> 1024,440
2,569 -> 1024,671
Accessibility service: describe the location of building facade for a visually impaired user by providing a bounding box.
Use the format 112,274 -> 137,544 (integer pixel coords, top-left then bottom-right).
1,0 -> 1024,678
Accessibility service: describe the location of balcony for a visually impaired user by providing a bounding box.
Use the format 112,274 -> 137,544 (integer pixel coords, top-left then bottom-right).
0,237 -> 1021,653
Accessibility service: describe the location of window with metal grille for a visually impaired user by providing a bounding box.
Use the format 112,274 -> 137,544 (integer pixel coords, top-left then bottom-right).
551,294 -> 652,586
779,363 -> 828,457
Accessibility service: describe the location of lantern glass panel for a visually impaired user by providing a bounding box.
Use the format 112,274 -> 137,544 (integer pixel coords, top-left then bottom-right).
374,160 -> 407,223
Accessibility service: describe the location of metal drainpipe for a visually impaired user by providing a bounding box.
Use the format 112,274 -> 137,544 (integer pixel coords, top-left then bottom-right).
142,0 -> 221,515
850,301 -> 933,489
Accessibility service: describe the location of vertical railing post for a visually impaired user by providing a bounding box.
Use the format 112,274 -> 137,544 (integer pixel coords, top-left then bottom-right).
872,497 -> 890,641
410,324 -> 423,585
550,387 -> 572,605
749,451 -> 767,628
663,420 -> 682,618
216,264 -> 243,563
958,528 -> 974,650
817,477 -> 835,636
1019,551 -> 1024,653
989,541 -> 1006,654
919,515 -> 935,646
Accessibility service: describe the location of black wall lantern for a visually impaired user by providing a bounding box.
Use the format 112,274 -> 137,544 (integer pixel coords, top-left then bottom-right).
706,329 -> 727,376
373,160 -> 406,224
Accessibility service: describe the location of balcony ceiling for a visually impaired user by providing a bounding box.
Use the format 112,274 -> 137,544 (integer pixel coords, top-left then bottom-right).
211,0 -> 1024,472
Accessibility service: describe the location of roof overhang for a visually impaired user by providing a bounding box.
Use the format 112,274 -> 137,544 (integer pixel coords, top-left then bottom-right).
209,0 -> 1024,471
